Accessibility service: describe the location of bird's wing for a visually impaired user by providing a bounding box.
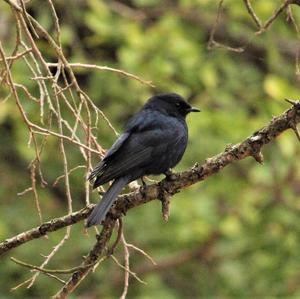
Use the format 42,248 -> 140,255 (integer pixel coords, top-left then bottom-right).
92,129 -> 171,187
92,139 -> 153,187
105,132 -> 131,159
88,132 -> 131,181
89,109 -> 153,182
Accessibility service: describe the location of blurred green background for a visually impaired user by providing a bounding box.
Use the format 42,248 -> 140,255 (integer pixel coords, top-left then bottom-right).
1,0 -> 300,298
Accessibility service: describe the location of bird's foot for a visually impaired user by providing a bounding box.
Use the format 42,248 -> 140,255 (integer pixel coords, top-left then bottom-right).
164,168 -> 176,181
128,180 -> 140,191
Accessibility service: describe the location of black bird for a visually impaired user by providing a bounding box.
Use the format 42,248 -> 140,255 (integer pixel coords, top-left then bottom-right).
87,93 -> 200,227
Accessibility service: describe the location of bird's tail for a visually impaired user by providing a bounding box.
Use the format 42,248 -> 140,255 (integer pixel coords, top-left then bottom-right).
86,176 -> 130,227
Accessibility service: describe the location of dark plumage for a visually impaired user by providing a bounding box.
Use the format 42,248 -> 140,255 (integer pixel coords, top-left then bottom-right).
87,93 -> 200,227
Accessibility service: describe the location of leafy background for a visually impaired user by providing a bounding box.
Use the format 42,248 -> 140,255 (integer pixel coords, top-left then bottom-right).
1,0 -> 300,298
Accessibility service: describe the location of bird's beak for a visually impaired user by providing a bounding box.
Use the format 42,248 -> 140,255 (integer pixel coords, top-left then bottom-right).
188,107 -> 201,113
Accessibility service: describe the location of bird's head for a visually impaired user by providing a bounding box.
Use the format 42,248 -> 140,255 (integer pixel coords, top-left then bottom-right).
144,93 -> 200,118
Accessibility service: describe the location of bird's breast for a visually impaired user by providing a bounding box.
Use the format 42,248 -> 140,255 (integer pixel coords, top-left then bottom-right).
145,118 -> 188,175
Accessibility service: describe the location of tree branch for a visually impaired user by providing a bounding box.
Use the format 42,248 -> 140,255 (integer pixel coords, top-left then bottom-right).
0,206 -> 91,256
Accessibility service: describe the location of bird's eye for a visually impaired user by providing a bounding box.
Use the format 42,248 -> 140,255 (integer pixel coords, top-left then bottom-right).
175,103 -> 180,107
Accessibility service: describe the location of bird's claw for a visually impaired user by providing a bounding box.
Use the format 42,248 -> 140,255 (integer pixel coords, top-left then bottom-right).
164,168 -> 175,180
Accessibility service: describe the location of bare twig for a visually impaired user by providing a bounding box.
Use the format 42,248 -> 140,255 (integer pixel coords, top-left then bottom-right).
10,257 -> 95,275
47,62 -> 155,88
120,232 -> 130,299
256,0 -> 292,34
208,0 -> 245,52
126,243 -> 156,266
30,161 -> 43,224
243,0 -> 262,29
0,48 -> 32,62
53,165 -> 86,187
111,255 -> 146,285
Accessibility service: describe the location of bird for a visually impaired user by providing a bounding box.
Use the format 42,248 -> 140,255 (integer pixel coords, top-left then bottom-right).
87,93 -> 200,227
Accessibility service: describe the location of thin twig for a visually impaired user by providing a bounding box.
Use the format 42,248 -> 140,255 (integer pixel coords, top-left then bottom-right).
256,0 -> 292,34
53,165 -> 86,187
0,48 -> 32,62
243,0 -> 262,28
207,0 -> 245,52
126,243 -> 157,266
111,255 -> 146,285
11,257 -> 95,274
120,233 -> 130,299
47,62 -> 155,88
